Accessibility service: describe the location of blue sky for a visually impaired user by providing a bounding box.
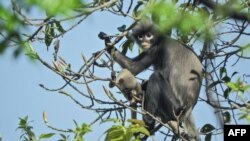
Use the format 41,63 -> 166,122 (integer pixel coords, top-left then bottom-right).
1,1 -> 250,141
0,7 -> 139,140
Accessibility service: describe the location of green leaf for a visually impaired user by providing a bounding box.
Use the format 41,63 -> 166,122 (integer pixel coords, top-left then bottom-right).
26,0 -> 83,15
17,116 -> 36,140
242,84 -> 250,91
55,21 -> 65,34
0,6 -> 21,32
105,125 -> 126,141
241,43 -> 250,58
179,3 -> 193,9
199,7 -> 210,17
128,125 -> 150,136
45,23 -> 54,48
132,1 -> 143,18
223,88 -> 231,98
200,124 -> 215,134
225,78 -> 250,92
147,1 -> 177,32
222,76 -> 231,83
226,82 -> 238,91
127,119 -> 145,126
220,67 -> 227,78
122,39 -> 134,55
60,134 -> 67,139
121,46 -> 128,55
239,113 -> 248,120
117,25 -> 126,32
39,133 -> 55,139
223,111 -> 231,123
205,133 -> 212,141
100,118 -> 121,124
133,138 -> 143,141
73,120 -> 78,127
23,42 -> 38,60
80,123 -> 91,135
18,116 -> 28,127
231,71 -> 238,77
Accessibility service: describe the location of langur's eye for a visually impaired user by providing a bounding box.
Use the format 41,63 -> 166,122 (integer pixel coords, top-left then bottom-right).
137,35 -> 143,41
145,33 -> 153,40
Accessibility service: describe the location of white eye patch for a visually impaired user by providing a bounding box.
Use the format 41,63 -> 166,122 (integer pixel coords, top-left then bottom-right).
137,33 -> 154,42
145,33 -> 154,40
137,34 -> 144,41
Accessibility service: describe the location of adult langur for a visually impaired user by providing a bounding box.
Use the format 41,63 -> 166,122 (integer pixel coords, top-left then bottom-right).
100,20 -> 202,141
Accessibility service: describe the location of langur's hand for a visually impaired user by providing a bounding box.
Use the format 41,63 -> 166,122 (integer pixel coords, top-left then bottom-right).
98,32 -> 114,54
98,32 -> 108,40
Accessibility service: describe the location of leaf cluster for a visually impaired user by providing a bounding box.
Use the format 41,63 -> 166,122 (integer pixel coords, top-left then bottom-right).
17,116 -> 91,141
103,119 -> 149,141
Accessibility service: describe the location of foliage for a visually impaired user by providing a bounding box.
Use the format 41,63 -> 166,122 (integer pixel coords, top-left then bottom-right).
146,1 -> 212,38
18,116 -> 91,141
200,124 -> 216,141
26,0 -> 83,16
23,42 -> 38,60
1,0 -> 250,141
226,78 -> 250,93
18,116 -> 37,141
0,3 -> 23,57
102,119 -> 149,141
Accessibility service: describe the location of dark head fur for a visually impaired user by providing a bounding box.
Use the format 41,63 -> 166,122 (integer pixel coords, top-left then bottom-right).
132,20 -> 158,38
131,20 -> 164,48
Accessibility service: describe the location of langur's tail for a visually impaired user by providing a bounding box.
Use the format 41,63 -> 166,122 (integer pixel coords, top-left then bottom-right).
184,113 -> 201,141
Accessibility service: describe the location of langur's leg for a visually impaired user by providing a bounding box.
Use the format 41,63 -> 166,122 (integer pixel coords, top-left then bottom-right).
143,72 -> 161,131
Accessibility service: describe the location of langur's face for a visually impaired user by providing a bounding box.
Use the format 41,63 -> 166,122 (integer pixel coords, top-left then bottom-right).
132,20 -> 157,51
136,32 -> 155,51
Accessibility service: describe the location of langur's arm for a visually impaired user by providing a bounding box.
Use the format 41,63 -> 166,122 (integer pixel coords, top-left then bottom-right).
99,31 -> 152,75
112,51 -> 152,75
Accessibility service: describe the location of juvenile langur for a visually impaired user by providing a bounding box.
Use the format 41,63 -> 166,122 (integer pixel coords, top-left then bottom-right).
115,69 -> 142,119
103,20 -> 202,141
